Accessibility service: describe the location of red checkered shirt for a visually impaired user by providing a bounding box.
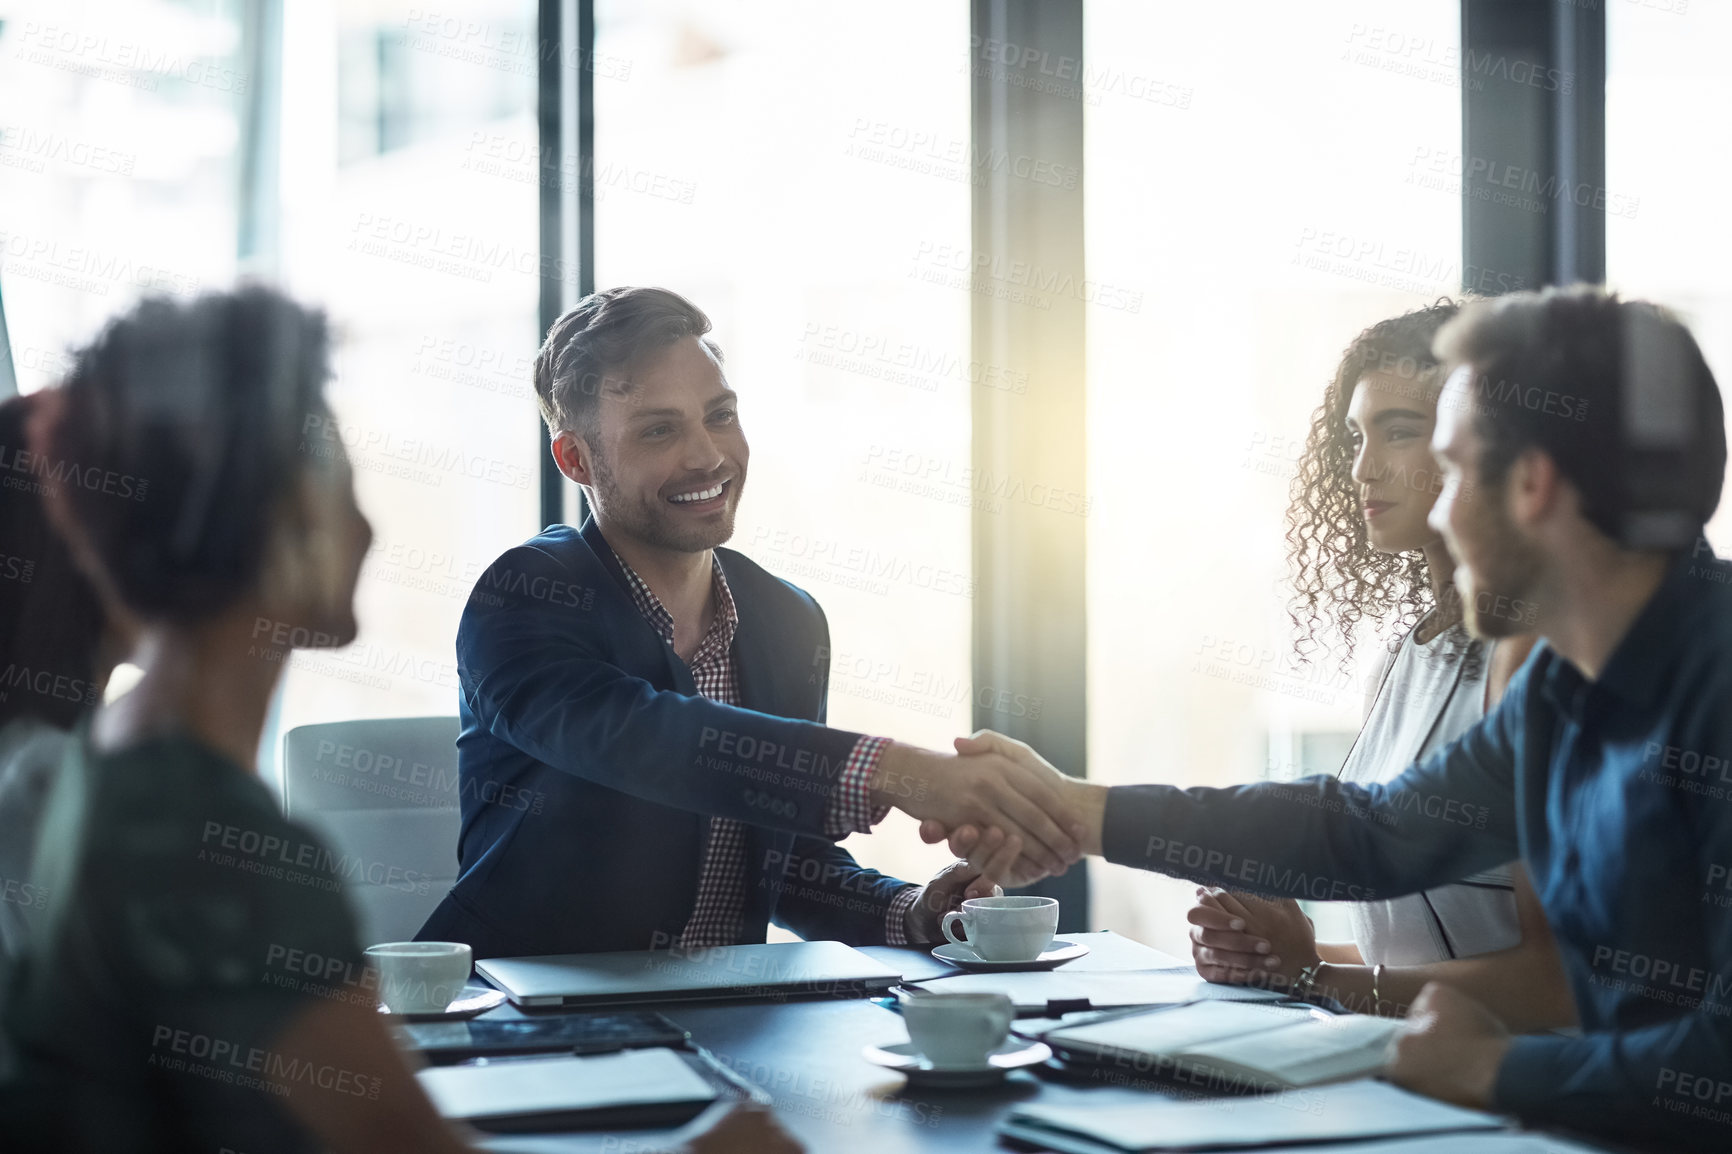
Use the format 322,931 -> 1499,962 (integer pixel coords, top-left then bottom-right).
610,550 -> 919,947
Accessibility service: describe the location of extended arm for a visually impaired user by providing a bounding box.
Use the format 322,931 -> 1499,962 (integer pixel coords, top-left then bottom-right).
1099,703 -> 1521,902
462,558 -> 865,835
463,546 -> 1083,868
939,702 -> 1523,901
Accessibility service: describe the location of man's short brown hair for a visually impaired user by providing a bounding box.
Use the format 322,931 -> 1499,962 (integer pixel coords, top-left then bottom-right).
532,287 -> 722,439
1434,285 -> 1726,549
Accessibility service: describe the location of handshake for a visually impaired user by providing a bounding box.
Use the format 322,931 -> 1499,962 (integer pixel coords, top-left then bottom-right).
870,730 -> 1108,888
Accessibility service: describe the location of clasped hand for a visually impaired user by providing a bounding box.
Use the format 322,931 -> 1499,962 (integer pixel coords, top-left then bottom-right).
1187,887 -> 1319,990
879,729 -> 1099,887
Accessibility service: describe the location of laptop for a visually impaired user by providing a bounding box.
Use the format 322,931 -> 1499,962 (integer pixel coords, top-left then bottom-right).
475,940 -> 902,1008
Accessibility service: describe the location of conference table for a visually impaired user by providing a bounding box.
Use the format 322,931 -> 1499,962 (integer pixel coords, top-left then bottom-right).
452,931 -> 1620,1154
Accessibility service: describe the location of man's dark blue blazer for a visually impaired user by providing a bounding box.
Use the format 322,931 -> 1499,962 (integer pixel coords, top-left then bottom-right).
416,518 -> 914,959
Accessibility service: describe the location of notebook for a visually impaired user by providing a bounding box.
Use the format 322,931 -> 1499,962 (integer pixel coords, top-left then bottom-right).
906,969 -> 1289,1015
414,1048 -> 718,1132
1003,1078 -> 1506,1152
1045,1001 -> 1403,1090
1164,1139 -> 1614,1154
476,940 -> 901,1008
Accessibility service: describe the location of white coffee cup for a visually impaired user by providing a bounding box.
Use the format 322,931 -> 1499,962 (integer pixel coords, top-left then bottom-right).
900,992 -> 1014,1068
941,895 -> 1059,962
365,941 -> 472,1013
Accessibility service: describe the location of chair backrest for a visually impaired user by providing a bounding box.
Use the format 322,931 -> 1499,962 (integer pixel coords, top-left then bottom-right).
281,717 -> 462,948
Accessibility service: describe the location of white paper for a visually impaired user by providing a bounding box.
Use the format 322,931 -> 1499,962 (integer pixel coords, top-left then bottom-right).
416,1048 -> 717,1122
1052,1000 -> 1317,1054
1190,1013 -> 1403,1086
1234,1138 -> 1612,1154
913,970 -> 1287,1011
1011,1078 -> 1504,1150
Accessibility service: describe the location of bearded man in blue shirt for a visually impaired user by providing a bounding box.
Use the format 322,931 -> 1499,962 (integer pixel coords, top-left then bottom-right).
934,286 -> 1732,1152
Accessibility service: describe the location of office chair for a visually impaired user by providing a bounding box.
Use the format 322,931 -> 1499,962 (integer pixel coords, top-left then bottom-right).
282,717 -> 463,947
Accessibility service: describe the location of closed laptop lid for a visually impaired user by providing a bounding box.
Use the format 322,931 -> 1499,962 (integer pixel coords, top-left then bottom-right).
476,940 -> 902,1006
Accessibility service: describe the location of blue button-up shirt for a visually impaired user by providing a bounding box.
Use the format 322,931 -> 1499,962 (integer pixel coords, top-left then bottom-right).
1103,548 -> 1732,1151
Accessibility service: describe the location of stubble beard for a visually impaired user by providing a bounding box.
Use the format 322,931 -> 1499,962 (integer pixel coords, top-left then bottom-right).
589,448 -> 742,554
1459,482 -> 1543,639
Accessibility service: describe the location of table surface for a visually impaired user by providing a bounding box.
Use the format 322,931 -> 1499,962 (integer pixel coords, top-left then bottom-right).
452,932 -> 1617,1154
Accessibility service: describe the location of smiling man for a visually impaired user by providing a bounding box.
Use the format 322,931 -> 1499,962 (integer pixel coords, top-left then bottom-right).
417,287 -> 1082,960
931,286 -> 1732,1151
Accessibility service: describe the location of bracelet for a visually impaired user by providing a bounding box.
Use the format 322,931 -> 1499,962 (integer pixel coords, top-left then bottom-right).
1372,963 -> 1386,1016
1291,960 -> 1325,1001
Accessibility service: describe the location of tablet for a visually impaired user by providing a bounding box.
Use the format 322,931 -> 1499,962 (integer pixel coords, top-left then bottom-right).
395,1010 -> 690,1063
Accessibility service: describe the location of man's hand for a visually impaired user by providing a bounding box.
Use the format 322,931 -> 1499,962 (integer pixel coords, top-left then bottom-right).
1385,982 -> 1511,1109
920,823 -> 1052,889
903,861 -> 1003,944
1188,888 -> 1319,990
873,730 -> 1089,881
907,731 -> 1107,884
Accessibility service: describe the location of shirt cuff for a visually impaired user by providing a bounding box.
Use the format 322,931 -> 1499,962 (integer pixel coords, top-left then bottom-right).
822,735 -> 892,838
884,884 -> 923,946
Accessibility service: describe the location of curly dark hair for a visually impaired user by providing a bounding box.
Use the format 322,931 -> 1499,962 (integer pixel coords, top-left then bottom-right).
1285,299 -> 1473,674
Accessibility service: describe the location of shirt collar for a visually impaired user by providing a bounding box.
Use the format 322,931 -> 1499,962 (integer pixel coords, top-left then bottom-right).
1546,549 -> 1707,717
610,546 -> 738,660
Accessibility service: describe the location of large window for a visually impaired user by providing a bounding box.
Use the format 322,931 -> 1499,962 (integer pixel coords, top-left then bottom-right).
591,0 -> 975,895
268,0 -> 542,770
0,0 -> 254,703
1606,0 -> 1732,553
0,0 -> 248,389
37,1 -> 1730,954
0,0 -> 545,778
1084,1 -> 1463,954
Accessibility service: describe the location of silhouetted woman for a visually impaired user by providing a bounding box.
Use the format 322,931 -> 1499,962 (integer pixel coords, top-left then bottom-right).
0,392 -> 131,964
0,288 -> 795,1154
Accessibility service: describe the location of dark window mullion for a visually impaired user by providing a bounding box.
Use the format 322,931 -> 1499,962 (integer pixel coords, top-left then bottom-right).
539,0 -> 594,530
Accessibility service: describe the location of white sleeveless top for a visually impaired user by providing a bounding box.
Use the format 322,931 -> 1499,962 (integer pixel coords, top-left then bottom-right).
1337,624 -> 1520,965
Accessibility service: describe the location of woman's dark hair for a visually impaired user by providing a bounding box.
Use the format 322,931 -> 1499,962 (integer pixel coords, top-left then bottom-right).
0,394 -> 106,729
42,285 -> 333,625
1286,299 -> 1472,673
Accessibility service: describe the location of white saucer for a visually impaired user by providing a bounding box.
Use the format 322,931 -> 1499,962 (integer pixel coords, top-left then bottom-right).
377,984 -> 507,1021
862,1039 -> 1052,1088
930,938 -> 1090,972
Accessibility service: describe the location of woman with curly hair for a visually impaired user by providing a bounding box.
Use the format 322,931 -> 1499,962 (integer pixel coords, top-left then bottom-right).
1183,300 -> 1576,1031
